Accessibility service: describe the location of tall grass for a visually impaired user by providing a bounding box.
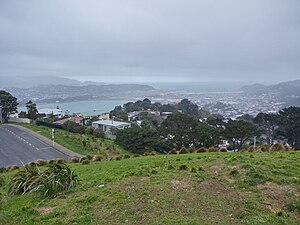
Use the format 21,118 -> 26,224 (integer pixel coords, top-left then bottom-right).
9,164 -> 79,197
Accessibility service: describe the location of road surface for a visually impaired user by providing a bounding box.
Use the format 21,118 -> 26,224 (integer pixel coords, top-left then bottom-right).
0,124 -> 70,167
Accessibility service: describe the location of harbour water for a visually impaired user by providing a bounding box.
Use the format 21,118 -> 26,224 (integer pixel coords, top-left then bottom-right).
18,99 -> 129,116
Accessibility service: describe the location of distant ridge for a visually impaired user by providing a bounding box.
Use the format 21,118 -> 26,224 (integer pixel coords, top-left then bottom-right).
241,80 -> 300,107
0,76 -> 82,88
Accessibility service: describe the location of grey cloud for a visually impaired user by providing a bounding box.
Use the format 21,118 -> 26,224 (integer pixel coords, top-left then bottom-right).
0,0 -> 299,83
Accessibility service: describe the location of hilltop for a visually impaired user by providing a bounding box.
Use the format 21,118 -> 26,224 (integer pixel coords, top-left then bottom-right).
1,152 -> 300,224
241,80 -> 300,107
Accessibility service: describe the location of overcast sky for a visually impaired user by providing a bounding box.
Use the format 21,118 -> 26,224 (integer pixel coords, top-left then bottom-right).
0,0 -> 299,84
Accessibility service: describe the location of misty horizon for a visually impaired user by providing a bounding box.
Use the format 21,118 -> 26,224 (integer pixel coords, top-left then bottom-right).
0,1 -> 299,84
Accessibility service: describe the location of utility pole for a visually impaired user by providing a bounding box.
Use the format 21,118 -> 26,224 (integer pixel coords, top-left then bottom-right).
254,136 -> 257,150
0,105 -> 3,124
51,129 -> 55,147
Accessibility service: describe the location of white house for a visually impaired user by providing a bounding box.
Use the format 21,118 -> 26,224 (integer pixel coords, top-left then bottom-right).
38,108 -> 64,118
92,120 -> 131,133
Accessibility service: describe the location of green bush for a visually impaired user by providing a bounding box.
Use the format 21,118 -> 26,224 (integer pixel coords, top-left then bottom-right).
179,165 -> 188,171
9,163 -> 79,197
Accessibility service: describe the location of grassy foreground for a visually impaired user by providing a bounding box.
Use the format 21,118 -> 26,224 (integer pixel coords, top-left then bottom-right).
1,152 -> 300,225
15,123 -> 127,157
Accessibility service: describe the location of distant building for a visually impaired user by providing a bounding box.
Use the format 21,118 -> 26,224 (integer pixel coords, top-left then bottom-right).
53,116 -> 85,126
98,112 -> 110,120
92,120 -> 131,134
38,108 -> 63,118
161,112 -> 173,120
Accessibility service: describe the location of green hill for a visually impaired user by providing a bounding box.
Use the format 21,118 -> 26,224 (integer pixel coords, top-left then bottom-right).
1,152 -> 300,225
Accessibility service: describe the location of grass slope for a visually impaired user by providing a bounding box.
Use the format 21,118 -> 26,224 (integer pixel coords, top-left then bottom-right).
16,123 -> 127,157
1,152 -> 300,224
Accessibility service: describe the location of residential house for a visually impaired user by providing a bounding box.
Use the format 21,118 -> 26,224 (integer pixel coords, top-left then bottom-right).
92,120 -> 131,136
53,116 -> 85,126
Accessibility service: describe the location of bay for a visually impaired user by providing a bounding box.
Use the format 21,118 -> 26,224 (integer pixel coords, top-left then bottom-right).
18,100 -> 129,116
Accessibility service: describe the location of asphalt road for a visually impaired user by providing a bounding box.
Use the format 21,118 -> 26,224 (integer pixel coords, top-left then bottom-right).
0,124 -> 69,167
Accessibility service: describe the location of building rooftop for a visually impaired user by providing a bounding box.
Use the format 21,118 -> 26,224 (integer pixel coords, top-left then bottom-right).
92,120 -> 130,127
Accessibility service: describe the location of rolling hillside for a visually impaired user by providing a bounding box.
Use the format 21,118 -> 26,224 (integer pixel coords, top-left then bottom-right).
1,152 -> 300,224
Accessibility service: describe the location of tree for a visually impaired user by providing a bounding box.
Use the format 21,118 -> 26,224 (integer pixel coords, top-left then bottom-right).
178,98 -> 199,117
159,112 -> 198,148
116,126 -> 164,154
225,119 -> 260,149
0,90 -> 18,122
192,122 -> 222,148
277,107 -> 300,149
26,100 -> 38,121
254,113 -> 278,145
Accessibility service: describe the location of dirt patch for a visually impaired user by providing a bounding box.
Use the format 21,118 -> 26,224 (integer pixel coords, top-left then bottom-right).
36,206 -> 57,215
258,182 -> 300,219
170,179 -> 193,191
209,165 -> 224,176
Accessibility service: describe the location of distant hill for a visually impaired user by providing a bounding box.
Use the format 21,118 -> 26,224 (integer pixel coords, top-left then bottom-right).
5,83 -> 156,105
241,80 -> 300,95
0,76 -> 82,88
241,80 -> 300,108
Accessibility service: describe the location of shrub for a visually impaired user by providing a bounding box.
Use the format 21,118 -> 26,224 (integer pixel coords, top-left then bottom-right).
55,158 -> 66,164
188,148 -> 196,153
219,147 -> 228,152
196,147 -> 207,153
133,154 -> 141,157
9,164 -> 79,197
36,159 -> 48,166
111,155 -> 122,160
92,128 -> 104,138
0,168 -> 7,173
190,167 -> 197,173
47,159 -> 56,164
92,155 -> 102,161
86,155 -> 93,160
179,147 -> 188,154
81,159 -> 90,165
168,148 -> 178,154
79,157 -> 87,163
143,152 -> 151,156
122,154 -> 131,159
208,146 -> 218,152
247,146 -> 255,152
7,165 -> 19,171
69,157 -> 80,163
284,145 -> 294,151
179,165 -> 188,171
270,143 -> 286,152
258,144 -> 270,152
27,162 -> 37,167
